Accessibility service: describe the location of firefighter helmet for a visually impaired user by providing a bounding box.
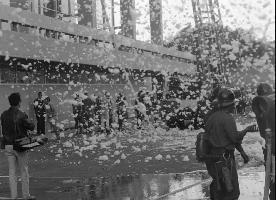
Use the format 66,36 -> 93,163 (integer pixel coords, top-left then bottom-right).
217,88 -> 238,108
257,83 -> 273,96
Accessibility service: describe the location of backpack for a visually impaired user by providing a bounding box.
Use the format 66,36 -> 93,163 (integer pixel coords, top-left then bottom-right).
195,132 -> 212,162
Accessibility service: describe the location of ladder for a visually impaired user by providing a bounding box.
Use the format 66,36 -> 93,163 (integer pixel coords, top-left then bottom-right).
191,0 -> 226,84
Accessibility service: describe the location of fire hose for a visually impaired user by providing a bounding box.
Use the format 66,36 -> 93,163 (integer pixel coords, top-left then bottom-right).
148,153 -> 272,200
149,127 -> 274,200
148,162 -> 265,200
148,178 -> 212,200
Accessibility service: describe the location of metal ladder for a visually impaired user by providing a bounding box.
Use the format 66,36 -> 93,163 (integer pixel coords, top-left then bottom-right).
191,0 -> 227,84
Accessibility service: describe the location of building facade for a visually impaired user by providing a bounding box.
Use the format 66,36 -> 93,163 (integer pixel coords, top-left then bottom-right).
0,2 -> 196,128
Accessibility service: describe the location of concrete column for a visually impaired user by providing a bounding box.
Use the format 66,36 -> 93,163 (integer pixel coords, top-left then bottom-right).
120,0 -> 136,39
67,0 -> 71,15
149,0 -> 163,45
10,0 -> 30,10
77,0 -> 97,28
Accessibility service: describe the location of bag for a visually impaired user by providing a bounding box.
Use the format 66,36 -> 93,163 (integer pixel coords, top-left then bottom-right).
196,132 -> 212,162
14,136 -> 47,152
13,112 -> 47,152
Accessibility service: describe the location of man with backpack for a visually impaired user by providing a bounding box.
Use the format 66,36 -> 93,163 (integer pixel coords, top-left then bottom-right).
203,88 -> 257,200
0,93 -> 36,200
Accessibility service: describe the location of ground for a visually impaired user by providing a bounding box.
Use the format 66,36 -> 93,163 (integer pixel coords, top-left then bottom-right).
0,117 -> 267,199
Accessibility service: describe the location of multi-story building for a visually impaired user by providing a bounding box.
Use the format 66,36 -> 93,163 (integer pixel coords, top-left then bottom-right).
0,1 -> 196,128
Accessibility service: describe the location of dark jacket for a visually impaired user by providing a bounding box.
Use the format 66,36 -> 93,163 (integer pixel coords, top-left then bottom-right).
252,94 -> 275,155
82,97 -> 94,116
1,107 -> 35,145
34,98 -> 46,118
205,111 -> 245,151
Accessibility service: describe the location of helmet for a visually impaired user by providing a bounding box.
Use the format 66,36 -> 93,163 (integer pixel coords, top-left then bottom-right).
217,88 -> 237,108
257,83 -> 273,96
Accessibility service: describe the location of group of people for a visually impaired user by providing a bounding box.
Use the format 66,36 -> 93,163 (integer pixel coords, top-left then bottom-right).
200,83 -> 275,200
71,89 -> 160,134
72,91 -> 128,134
0,82 -> 274,200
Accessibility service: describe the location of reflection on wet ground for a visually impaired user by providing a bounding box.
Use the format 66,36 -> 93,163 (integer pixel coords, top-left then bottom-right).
0,167 -> 264,200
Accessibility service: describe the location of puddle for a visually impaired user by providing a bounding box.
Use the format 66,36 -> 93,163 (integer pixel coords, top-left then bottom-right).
0,168 -> 265,200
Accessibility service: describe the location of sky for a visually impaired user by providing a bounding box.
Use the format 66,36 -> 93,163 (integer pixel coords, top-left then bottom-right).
134,0 -> 275,42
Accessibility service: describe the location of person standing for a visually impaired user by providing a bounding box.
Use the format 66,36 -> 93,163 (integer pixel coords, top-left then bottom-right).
101,92 -> 114,134
0,93 -> 36,200
94,95 -> 102,132
82,92 -> 94,133
135,91 -> 147,129
204,88 -> 256,200
116,93 -> 128,131
252,83 -> 275,200
44,96 -> 60,139
72,94 -> 83,134
33,92 -> 46,135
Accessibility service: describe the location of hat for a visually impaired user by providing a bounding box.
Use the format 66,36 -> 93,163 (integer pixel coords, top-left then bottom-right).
217,88 -> 239,108
257,83 -> 273,96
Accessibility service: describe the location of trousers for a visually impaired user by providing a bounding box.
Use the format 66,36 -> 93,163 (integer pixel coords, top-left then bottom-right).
205,150 -> 240,200
263,147 -> 275,200
5,145 -> 30,199
36,116 -> 45,135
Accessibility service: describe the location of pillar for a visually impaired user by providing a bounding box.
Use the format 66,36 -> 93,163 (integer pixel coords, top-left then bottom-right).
149,0 -> 163,45
77,0 -> 97,28
120,0 -> 136,39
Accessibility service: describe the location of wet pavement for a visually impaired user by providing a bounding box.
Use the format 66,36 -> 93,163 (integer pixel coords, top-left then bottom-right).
0,167 -> 265,200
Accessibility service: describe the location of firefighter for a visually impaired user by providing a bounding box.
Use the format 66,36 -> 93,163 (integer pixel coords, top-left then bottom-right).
33,92 -> 46,135
135,90 -> 147,129
252,83 -> 275,200
72,94 -> 83,134
101,92 -> 114,135
116,93 -> 128,131
82,92 -> 94,133
94,96 -> 102,132
205,88 -> 257,200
